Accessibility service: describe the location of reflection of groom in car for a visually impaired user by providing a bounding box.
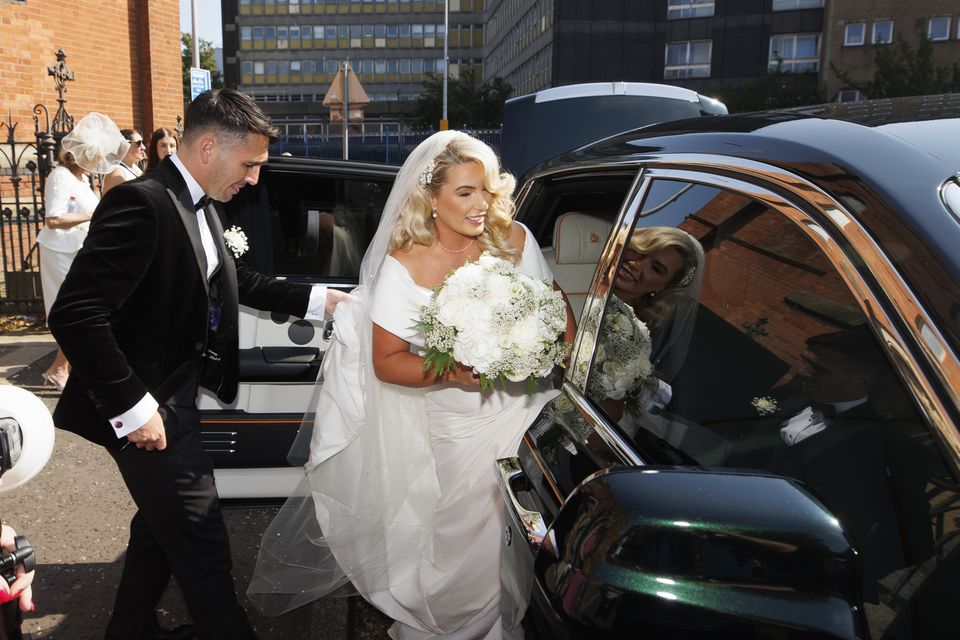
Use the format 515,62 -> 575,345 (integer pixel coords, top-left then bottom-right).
765,325 -> 933,602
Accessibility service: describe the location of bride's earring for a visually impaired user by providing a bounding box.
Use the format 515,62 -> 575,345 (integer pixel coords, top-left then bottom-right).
432,210 -> 438,218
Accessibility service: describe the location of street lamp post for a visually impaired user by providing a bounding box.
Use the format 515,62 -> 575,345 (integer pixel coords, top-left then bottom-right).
191,0 -> 200,68
441,0 -> 449,130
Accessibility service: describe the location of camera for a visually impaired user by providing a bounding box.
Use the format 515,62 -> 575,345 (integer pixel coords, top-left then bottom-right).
0,535 -> 35,587
0,385 -> 56,640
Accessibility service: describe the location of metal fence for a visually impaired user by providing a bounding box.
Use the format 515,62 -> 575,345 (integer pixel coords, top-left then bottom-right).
0,111 -> 52,314
1,49 -> 76,313
271,128 -> 502,164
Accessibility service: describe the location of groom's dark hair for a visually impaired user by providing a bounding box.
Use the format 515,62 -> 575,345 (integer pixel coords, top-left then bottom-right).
183,88 -> 279,146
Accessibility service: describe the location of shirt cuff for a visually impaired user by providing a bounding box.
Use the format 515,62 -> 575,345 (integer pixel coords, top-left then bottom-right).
109,393 -> 159,439
304,285 -> 328,320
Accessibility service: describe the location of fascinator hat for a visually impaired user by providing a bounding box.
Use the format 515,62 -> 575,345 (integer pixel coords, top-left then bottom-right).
60,112 -> 130,174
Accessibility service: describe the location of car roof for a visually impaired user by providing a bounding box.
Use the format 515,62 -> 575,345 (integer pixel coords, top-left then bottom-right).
534,94 -> 960,279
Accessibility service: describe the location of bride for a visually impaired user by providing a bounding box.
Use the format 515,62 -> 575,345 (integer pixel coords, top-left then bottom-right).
249,130 -> 575,639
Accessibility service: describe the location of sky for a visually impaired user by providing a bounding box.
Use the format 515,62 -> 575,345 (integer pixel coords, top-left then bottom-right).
179,0 -> 223,48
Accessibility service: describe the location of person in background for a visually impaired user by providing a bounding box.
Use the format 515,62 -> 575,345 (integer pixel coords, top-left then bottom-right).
102,129 -> 145,195
147,127 -> 179,171
37,112 -> 129,389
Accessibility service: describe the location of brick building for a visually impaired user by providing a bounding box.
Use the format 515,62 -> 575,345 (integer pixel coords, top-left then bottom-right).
0,0 -> 183,138
822,0 -> 960,101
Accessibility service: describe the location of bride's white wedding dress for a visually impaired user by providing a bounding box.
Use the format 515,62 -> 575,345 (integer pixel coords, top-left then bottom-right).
262,223 -> 559,640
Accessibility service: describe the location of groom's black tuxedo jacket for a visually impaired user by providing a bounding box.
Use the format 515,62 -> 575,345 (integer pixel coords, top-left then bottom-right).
49,156 -> 311,449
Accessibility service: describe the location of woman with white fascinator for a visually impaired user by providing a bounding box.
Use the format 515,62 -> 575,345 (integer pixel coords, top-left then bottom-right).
250,131 -> 576,639
37,112 -> 128,390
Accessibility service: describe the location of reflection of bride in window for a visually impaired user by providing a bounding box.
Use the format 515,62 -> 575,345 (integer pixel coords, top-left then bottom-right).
592,226 -> 703,420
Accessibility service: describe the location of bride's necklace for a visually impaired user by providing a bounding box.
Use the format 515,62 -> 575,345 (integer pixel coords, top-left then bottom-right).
437,236 -> 475,253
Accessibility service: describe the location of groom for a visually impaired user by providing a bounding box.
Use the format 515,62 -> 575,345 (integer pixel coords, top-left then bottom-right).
48,89 -> 344,639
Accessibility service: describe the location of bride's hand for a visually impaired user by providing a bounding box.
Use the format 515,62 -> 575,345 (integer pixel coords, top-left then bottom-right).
443,364 -> 480,387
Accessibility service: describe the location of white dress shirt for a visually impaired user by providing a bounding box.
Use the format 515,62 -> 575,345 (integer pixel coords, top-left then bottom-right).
110,156 -> 328,438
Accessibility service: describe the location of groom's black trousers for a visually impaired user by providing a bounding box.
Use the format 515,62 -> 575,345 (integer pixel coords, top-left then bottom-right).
105,385 -> 256,640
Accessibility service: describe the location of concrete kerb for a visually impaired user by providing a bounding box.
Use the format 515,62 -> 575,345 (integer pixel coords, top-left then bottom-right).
0,330 -> 58,387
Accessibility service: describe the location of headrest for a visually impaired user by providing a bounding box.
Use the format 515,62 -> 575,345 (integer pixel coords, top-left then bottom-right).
553,212 -> 612,265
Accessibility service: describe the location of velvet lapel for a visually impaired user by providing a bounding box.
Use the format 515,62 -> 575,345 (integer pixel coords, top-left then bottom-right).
155,158 -> 209,292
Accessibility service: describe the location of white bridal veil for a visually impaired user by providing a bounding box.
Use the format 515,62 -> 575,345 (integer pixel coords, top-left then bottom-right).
247,131 -> 469,616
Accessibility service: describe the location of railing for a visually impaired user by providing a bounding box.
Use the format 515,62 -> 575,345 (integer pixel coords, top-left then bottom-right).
271,128 -> 502,164
0,114 -> 46,313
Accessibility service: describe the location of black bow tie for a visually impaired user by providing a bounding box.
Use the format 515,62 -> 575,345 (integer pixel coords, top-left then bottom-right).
194,196 -> 211,211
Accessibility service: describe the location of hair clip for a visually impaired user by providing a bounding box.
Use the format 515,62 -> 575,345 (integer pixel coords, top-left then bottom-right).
418,160 -> 436,189
678,265 -> 696,288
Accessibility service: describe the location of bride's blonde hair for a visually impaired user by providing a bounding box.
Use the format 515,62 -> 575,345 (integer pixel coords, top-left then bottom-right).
628,227 -> 702,330
388,133 -> 519,263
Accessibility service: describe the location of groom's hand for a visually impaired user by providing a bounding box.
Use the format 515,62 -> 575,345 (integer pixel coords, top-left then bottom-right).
128,412 -> 167,451
325,289 -> 353,316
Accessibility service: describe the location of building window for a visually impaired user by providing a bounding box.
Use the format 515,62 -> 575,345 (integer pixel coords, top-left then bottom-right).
769,33 -> 820,72
836,89 -> 861,103
667,0 -> 714,19
927,16 -> 951,41
872,20 -> 893,44
277,26 -> 288,48
772,0 -> 823,10
844,23 -> 865,46
664,40 -> 712,79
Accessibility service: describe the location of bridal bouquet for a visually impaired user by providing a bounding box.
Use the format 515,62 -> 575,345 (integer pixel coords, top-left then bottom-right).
418,253 -> 568,392
578,295 -> 654,418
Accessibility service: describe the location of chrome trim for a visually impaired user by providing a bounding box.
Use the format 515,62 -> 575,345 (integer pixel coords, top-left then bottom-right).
495,457 -> 548,546
563,381 -> 644,467
567,170 -> 650,392
941,177 -> 960,222
632,160 -> 960,472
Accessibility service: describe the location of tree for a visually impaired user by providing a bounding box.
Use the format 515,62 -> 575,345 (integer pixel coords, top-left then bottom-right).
832,36 -> 960,99
181,33 -> 224,105
715,62 -> 825,113
414,69 -> 513,129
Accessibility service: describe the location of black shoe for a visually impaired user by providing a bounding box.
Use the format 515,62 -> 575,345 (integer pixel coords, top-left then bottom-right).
153,625 -> 197,640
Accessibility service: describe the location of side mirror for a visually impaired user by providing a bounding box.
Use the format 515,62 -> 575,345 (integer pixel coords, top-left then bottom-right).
536,467 -> 863,639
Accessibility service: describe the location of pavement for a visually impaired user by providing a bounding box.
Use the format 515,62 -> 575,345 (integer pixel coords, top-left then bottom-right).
0,322 -> 391,639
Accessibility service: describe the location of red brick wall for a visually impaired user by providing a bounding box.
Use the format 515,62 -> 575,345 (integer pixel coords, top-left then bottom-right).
823,0 -> 960,100
0,0 -> 183,137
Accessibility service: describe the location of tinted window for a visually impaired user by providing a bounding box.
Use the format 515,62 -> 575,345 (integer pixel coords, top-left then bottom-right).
223,166 -> 391,280
583,177 -> 959,637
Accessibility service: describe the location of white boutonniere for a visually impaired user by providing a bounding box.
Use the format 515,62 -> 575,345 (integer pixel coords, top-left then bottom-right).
223,226 -> 249,259
751,396 -> 779,416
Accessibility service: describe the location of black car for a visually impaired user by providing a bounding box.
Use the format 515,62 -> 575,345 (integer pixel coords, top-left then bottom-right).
203,93 -> 960,636
497,94 -> 960,639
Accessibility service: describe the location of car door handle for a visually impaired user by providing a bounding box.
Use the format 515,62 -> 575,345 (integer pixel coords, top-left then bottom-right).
496,457 -> 548,546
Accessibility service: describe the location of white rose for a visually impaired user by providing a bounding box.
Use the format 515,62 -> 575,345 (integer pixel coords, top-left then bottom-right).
610,312 -> 633,336
436,299 -> 469,330
508,316 -> 540,351
454,331 -> 501,374
487,273 -> 513,303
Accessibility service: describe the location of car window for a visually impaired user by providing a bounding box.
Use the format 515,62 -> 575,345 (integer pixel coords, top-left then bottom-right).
223,166 -> 391,281
583,177 -> 960,638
